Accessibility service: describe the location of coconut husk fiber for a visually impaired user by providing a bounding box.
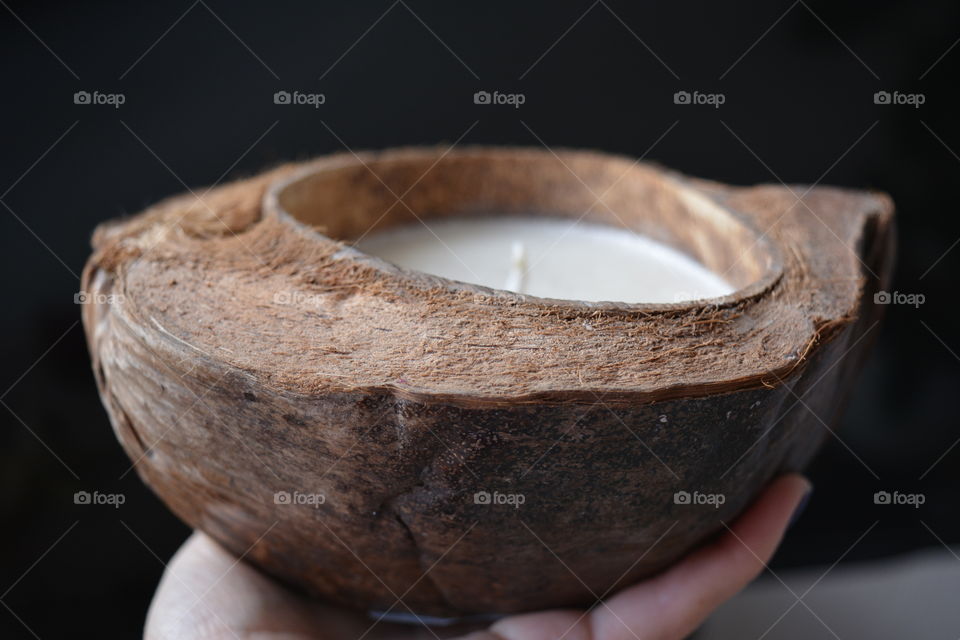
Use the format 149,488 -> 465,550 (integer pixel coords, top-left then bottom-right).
81,147 -> 894,615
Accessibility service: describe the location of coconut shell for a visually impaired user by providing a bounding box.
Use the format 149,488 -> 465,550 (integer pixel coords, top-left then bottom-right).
81,147 -> 894,616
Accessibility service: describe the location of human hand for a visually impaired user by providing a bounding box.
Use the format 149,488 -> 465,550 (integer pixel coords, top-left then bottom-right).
146,474 -> 810,640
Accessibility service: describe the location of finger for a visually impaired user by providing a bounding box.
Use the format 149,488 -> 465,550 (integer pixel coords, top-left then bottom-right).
145,532 -> 365,639
480,609 -> 593,640
589,473 -> 811,640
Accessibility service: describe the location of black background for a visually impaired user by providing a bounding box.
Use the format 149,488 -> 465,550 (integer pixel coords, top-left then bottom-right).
2,1 -> 959,637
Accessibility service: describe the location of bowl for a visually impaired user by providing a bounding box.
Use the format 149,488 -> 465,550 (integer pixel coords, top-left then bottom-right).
81,147 -> 893,616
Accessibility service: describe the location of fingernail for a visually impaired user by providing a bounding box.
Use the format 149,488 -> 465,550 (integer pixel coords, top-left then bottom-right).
789,485 -> 813,528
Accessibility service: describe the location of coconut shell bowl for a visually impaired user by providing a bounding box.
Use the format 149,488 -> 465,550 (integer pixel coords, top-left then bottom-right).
81,147 -> 893,617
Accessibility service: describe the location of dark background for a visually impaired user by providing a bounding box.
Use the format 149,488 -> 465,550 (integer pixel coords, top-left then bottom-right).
2,1 -> 958,637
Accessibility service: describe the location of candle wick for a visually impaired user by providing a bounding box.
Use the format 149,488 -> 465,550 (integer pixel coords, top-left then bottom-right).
504,241 -> 528,294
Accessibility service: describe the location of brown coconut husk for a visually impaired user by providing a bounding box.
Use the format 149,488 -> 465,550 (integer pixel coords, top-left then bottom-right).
81,147 -> 893,615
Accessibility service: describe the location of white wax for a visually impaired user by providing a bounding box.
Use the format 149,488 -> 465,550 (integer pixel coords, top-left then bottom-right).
355,217 -> 733,303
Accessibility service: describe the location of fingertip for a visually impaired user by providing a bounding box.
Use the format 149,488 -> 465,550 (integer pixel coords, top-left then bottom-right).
487,610 -> 592,640
735,473 -> 812,552
777,473 -> 813,506
709,473 -> 812,580
598,473 -> 812,639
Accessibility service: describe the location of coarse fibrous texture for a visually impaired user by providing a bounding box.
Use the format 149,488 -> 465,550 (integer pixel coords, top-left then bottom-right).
82,147 -> 894,616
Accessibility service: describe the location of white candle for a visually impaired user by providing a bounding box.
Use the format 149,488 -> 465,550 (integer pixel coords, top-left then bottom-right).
355,217 -> 733,303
